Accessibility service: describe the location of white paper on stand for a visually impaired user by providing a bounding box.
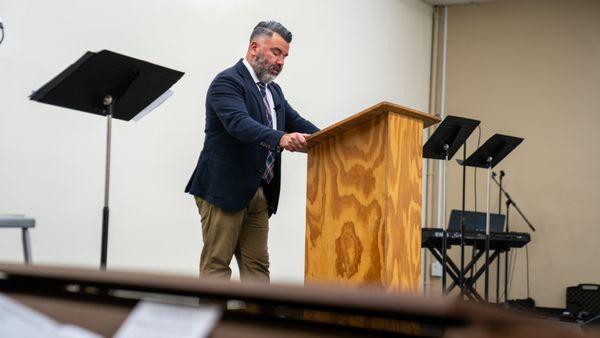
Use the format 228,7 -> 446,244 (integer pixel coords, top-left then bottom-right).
131,89 -> 174,122
114,300 -> 221,338
0,293 -> 102,338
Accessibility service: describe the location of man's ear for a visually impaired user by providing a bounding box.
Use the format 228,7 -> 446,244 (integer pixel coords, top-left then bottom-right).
249,41 -> 259,55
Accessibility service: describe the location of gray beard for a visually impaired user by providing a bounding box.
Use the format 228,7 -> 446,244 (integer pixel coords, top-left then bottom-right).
252,53 -> 279,84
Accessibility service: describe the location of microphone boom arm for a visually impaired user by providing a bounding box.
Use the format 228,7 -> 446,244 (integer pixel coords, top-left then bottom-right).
491,174 -> 536,232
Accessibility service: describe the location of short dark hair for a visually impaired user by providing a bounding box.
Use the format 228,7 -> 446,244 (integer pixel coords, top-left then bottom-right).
250,21 -> 292,43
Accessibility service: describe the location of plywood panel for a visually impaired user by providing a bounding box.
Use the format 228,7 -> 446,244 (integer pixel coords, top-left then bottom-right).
306,116 -> 387,287
384,114 -> 423,293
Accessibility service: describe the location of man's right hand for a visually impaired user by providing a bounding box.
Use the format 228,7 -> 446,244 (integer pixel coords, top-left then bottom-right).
279,133 -> 311,152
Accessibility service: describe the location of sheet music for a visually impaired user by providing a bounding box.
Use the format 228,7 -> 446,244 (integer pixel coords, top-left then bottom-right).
0,293 -> 101,338
114,300 -> 221,338
131,90 -> 174,122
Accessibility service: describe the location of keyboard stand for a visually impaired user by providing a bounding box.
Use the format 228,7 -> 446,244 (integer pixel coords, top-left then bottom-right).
427,245 -> 504,302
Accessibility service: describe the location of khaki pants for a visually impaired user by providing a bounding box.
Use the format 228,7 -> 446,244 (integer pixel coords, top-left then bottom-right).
194,188 -> 270,282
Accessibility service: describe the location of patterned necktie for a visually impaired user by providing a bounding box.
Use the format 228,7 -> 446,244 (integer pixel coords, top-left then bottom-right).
257,82 -> 275,183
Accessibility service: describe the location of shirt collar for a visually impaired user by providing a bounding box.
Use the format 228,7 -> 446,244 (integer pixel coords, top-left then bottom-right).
242,58 -> 263,86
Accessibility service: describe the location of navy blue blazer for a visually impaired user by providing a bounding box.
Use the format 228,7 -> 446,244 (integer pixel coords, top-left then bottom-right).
185,60 -> 319,215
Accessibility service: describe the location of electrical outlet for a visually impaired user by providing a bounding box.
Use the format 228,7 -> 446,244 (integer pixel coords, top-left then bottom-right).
431,261 -> 442,277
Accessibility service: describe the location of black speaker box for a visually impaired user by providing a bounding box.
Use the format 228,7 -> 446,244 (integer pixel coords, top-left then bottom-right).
566,284 -> 600,318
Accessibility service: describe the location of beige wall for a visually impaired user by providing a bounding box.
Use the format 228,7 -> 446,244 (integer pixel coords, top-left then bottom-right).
426,0 -> 600,308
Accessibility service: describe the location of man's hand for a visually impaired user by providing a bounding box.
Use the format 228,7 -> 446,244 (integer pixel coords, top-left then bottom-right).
279,133 -> 312,153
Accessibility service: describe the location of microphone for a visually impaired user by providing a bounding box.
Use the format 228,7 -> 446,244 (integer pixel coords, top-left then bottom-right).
500,170 -> 506,177
492,171 -> 497,178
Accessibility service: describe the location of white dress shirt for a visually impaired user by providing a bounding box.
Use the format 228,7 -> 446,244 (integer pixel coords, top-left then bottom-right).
242,58 -> 277,130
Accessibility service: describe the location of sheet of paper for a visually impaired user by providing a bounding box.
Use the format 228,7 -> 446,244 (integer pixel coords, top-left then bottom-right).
131,89 -> 173,122
0,293 -> 102,338
114,301 -> 221,338
0,293 -> 55,338
55,325 -> 103,338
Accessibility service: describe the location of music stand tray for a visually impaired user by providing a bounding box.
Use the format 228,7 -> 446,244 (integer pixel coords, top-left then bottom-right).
461,134 -> 523,169
423,115 -> 480,160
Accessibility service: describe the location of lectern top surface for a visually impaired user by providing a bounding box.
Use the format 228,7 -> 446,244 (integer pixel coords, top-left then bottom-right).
307,101 -> 440,148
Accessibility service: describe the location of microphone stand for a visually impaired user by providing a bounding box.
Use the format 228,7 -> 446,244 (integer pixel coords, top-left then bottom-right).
491,173 -> 536,303
494,171 -> 504,303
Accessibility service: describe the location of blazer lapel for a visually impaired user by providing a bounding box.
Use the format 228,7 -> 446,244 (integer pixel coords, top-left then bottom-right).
235,60 -> 267,126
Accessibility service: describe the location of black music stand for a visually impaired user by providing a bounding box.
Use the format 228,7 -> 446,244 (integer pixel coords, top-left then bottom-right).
460,134 -> 523,301
423,116 -> 480,295
30,50 -> 184,269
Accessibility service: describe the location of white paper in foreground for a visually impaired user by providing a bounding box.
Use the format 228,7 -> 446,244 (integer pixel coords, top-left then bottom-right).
0,293 -> 101,338
131,90 -> 174,122
114,301 -> 221,338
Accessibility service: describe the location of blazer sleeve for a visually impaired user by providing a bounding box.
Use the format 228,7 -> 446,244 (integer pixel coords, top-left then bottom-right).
208,73 -> 285,151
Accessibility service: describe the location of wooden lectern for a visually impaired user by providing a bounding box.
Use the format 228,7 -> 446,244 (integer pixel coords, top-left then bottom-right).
305,102 -> 440,293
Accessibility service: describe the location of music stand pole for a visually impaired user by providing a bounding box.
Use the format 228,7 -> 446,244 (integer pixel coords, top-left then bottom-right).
460,144 -> 466,298
496,172 -> 503,303
484,159 -> 492,302
441,146 -> 449,294
504,197 -> 511,303
100,95 -> 114,270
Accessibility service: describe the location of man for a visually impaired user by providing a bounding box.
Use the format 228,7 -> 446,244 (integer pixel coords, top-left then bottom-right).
185,21 -> 319,282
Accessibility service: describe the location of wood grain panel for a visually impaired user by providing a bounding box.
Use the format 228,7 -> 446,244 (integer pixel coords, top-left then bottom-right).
384,113 -> 423,293
306,116 -> 387,287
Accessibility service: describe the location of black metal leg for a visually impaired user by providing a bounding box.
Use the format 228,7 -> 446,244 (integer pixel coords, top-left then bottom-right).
471,249 -> 501,282
449,249 -> 485,290
431,246 -> 491,301
504,206 -> 511,303
101,206 -> 109,269
442,231 -> 448,294
429,248 -> 461,293
484,235 -> 490,302
505,249 -> 510,303
496,250 -> 501,303
466,249 -> 501,302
